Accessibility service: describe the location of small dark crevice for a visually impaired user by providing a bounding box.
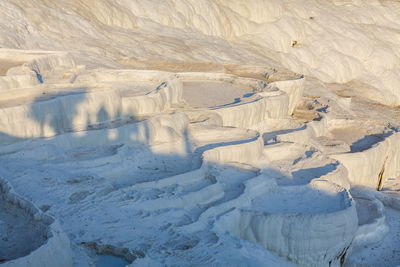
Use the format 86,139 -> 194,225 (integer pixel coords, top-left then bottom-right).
376,156 -> 388,191
335,244 -> 351,267
340,251 -> 347,267
32,69 -> 43,83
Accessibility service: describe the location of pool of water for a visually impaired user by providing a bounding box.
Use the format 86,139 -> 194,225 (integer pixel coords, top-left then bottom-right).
96,254 -> 130,267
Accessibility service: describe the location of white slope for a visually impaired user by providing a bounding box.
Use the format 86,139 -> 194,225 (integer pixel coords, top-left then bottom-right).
1,0 -> 400,105
0,1 -> 399,267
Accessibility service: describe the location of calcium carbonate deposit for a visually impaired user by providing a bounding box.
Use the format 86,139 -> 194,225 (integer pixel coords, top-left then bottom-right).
0,1 -> 399,266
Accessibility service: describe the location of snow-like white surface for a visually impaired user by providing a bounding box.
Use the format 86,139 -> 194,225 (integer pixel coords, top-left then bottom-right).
0,1 -> 400,266
2,0 -> 400,105
345,188 -> 400,267
250,184 -> 347,214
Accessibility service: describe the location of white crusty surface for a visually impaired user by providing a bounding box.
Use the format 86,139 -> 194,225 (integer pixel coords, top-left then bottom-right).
0,1 -> 399,266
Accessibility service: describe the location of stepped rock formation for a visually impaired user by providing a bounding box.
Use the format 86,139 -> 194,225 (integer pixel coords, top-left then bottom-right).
0,1 -> 399,266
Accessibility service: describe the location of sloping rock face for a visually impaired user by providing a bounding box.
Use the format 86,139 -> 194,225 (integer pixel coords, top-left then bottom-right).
0,1 -> 400,266
1,0 -> 400,105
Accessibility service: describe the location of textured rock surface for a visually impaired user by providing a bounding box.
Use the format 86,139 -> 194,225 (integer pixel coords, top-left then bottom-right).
0,1 -> 399,266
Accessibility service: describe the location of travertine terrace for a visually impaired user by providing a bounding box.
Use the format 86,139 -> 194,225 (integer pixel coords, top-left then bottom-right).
0,1 -> 399,266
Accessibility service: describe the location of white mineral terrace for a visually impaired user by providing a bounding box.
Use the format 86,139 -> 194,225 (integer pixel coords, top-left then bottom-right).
0,1 -> 400,266
0,178 -> 72,267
